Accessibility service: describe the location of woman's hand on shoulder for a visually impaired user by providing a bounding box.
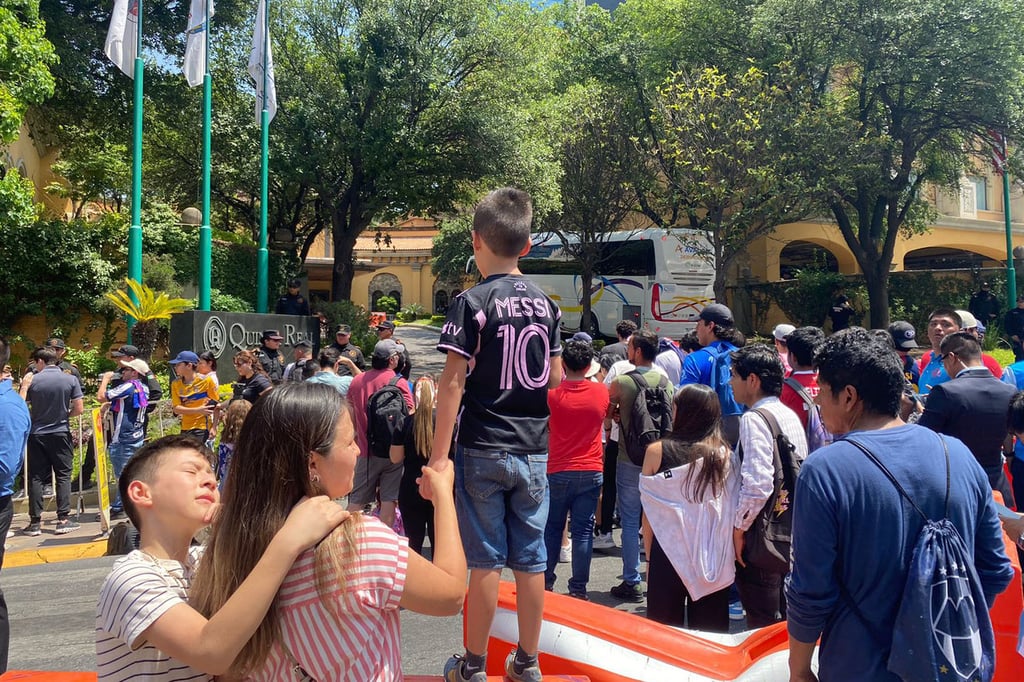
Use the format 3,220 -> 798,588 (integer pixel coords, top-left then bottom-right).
278,496 -> 350,554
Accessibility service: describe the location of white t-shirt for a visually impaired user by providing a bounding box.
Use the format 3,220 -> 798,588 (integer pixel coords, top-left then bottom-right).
96,547 -> 211,682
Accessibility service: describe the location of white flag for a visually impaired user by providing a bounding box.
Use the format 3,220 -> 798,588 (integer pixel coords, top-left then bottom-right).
105,0 -> 140,77
248,0 -> 277,122
183,0 -> 215,87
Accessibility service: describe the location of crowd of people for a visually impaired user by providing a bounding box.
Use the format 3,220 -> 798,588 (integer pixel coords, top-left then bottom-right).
3,188 -> 1024,680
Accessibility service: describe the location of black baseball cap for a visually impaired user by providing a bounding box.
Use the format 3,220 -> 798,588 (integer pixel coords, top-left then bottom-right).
287,278 -> 302,288
294,339 -> 313,348
45,338 -> 66,350
887,321 -> 919,351
335,324 -> 352,335
262,329 -> 284,341
111,344 -> 141,358
698,303 -> 734,327
377,320 -> 396,332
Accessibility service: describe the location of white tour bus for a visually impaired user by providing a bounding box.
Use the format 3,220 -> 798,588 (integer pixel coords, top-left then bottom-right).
515,227 -> 716,340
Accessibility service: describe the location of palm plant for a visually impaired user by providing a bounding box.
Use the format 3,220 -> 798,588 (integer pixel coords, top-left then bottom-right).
105,278 -> 193,360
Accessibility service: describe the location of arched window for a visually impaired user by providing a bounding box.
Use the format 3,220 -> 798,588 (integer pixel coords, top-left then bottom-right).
435,290 -> 449,314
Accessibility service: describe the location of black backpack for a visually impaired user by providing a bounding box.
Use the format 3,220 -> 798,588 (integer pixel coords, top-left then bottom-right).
739,408 -> 803,574
623,370 -> 673,466
366,376 -> 410,458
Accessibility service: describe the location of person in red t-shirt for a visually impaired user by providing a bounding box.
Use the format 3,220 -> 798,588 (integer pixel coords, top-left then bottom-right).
779,327 -> 825,431
544,340 -> 610,600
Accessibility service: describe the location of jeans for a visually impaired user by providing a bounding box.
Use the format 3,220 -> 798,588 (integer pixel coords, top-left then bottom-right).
454,447 -> 549,572
544,470 -> 602,594
108,440 -> 143,512
616,459 -> 643,585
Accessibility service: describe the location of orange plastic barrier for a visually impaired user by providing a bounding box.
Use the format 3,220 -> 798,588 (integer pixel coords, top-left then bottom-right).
992,523 -> 1024,682
484,582 -> 791,681
0,674 -> 97,681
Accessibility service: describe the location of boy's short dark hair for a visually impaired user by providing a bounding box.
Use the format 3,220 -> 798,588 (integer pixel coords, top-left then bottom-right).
562,340 -> 594,372
32,347 -> 57,365
731,343 -> 785,397
615,320 -> 638,340
1007,391 -> 1024,435
928,307 -> 962,328
939,331 -> 982,362
318,346 -> 341,368
629,329 -> 659,362
119,435 -> 213,532
473,187 -> 532,258
814,327 -> 903,417
786,327 -> 825,368
678,331 -> 702,353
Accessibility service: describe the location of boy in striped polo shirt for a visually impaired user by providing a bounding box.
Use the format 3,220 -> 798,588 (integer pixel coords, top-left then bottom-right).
95,435 -> 346,681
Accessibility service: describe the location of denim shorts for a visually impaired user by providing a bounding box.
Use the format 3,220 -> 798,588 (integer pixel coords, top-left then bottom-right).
454,446 -> 549,572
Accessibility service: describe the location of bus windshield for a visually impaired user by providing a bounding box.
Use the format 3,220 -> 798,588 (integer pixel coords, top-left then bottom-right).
520,238 -> 656,277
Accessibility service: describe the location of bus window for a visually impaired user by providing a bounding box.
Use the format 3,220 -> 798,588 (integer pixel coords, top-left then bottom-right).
600,240 -> 656,276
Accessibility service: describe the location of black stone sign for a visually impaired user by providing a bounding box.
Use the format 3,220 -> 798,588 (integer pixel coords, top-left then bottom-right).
169,311 -> 320,383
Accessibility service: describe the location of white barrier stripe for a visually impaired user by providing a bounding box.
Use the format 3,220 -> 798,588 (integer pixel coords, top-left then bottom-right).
491,607 -> 798,682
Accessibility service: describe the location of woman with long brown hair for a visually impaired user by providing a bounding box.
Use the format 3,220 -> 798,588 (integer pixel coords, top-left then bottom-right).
639,383 -> 739,632
190,382 -> 466,681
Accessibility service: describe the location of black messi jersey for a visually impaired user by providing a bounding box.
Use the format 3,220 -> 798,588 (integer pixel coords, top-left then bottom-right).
437,273 -> 561,451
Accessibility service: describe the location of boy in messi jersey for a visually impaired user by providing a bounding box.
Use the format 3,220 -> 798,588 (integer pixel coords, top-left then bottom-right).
428,188 -> 562,682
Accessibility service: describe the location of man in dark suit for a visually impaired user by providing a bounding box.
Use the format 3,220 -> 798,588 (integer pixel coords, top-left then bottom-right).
918,331 -> 1017,507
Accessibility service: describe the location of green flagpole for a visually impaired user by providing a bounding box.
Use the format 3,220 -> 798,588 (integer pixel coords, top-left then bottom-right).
127,0 -> 145,338
198,0 -> 212,311
1004,166 -> 1016,307
256,0 -> 269,314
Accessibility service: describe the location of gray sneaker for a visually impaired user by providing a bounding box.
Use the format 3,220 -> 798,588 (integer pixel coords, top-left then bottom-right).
443,655 -> 487,682
504,651 -> 543,682
21,522 -> 41,536
54,518 -> 80,535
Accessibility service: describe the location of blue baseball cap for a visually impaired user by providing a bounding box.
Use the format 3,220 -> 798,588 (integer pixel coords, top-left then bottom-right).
170,350 -> 200,366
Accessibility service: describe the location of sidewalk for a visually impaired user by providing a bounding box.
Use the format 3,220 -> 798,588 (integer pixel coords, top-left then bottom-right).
4,487 -> 111,568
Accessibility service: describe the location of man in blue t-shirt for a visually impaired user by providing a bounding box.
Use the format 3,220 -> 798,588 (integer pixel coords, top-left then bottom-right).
0,335 -> 29,672
917,307 -> 961,397
786,328 -> 1012,682
679,303 -> 745,445
430,188 -> 562,682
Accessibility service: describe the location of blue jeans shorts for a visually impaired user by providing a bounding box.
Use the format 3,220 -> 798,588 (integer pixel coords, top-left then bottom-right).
454,446 -> 549,572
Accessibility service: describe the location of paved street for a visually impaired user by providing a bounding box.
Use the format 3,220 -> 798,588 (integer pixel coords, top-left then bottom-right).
3,324 -> 672,675
5,533 -> 652,674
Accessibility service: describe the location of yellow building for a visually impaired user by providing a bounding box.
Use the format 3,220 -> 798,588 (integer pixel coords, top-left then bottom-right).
293,165 -> 1024,321
3,123 -> 69,216
304,217 -> 468,314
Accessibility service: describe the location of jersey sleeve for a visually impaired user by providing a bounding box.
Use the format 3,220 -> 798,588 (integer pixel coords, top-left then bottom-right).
436,294 -> 478,360
97,557 -> 187,649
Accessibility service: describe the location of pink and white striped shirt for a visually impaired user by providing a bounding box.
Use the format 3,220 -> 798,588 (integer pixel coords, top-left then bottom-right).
250,516 -> 410,681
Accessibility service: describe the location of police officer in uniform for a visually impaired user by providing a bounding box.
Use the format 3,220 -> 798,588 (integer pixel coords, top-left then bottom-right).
257,330 -> 286,384
328,324 -> 365,378
275,278 -> 311,316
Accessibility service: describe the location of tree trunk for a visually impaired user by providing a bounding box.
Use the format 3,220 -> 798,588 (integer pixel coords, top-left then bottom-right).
580,269 -> 594,335
331,229 -> 356,302
864,264 -> 890,329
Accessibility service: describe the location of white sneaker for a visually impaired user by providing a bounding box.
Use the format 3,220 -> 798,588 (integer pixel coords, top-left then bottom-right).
559,543 -> 571,563
592,532 -> 616,550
